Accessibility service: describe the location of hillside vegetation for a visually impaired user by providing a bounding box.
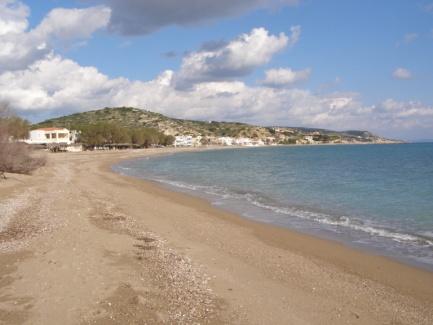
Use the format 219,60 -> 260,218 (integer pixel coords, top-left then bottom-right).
34,107 -> 393,143
35,107 -> 273,138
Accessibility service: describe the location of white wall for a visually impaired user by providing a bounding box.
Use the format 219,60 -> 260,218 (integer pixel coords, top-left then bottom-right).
27,128 -> 73,145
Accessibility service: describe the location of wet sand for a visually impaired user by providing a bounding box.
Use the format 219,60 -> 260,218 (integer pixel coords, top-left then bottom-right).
0,148 -> 432,324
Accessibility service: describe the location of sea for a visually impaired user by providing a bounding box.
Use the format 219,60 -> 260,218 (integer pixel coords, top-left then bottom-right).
113,143 -> 433,271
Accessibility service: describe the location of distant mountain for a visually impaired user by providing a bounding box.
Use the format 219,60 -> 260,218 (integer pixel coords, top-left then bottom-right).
34,107 -> 398,144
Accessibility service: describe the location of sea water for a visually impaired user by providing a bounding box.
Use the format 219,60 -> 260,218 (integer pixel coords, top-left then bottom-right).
114,144 -> 433,271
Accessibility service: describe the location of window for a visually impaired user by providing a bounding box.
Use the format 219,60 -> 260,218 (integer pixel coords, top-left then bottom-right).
51,133 -> 57,138
45,134 -> 50,139
58,133 -> 67,138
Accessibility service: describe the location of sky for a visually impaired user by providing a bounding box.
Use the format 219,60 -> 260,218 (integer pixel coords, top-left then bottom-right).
0,0 -> 432,140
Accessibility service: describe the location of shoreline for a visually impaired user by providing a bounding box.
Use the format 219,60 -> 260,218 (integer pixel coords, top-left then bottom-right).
1,148 -> 432,324
112,145 -> 433,273
106,149 -> 433,294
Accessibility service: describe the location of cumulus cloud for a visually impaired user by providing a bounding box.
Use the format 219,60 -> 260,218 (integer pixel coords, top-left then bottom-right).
98,0 -> 299,35
1,1 -> 432,140
0,54 -> 126,111
392,67 -> 412,80
173,27 -> 296,89
0,0 -> 29,35
262,67 -> 311,88
0,1 -> 111,72
34,6 -> 111,41
1,53 -> 432,140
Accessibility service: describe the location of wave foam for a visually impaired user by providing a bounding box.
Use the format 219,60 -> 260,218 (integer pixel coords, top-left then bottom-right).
154,178 -> 433,248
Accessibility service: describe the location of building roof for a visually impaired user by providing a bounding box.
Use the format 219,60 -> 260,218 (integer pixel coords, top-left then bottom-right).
33,127 -> 68,132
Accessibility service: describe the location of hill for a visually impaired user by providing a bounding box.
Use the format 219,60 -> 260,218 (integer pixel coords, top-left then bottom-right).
34,107 -> 397,144
34,107 -> 274,138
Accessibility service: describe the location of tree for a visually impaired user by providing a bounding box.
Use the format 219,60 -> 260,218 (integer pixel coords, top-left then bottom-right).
73,123 -> 170,148
162,135 -> 175,146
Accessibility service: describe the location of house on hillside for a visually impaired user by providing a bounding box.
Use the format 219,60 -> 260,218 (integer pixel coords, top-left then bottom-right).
304,135 -> 315,144
304,132 -> 321,144
26,127 -> 77,145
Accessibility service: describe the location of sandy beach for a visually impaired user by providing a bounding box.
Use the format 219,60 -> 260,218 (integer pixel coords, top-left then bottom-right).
0,148 -> 432,325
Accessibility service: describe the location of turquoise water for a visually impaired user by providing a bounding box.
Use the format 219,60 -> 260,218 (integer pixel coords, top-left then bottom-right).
114,144 -> 433,270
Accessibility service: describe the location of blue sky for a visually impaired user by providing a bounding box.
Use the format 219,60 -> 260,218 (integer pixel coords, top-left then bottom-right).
1,0 -> 433,139
29,0 -> 433,104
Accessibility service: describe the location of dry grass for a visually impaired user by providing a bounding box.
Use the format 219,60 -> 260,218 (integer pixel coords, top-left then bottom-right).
0,142 -> 45,176
0,104 -> 45,177
0,127 -> 45,177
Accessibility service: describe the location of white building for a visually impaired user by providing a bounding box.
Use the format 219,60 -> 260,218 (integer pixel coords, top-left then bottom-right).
26,128 -> 77,145
234,138 -> 255,146
251,139 -> 265,146
174,135 -> 202,147
304,135 -> 317,144
232,138 -> 266,146
218,137 -> 235,146
174,135 -> 193,147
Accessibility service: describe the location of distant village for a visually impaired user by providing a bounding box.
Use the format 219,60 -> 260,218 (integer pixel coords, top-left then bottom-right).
24,126 -> 395,152
172,130 -> 396,147
172,128 -> 385,147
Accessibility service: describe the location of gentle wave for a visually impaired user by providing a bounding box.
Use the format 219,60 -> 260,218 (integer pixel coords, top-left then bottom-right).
155,178 -> 433,248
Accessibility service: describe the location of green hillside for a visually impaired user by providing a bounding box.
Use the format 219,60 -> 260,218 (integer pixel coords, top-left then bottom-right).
34,107 -> 395,143
34,107 -> 274,138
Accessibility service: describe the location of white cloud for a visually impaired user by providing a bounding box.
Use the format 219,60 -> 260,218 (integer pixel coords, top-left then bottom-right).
0,1 -> 111,72
34,6 -> 111,41
173,27 -> 295,89
0,0 -> 29,35
262,67 -> 311,88
0,54 -> 126,110
1,54 -> 432,140
1,2 -> 432,140
100,0 -> 299,35
392,67 -> 412,80
286,25 -> 301,46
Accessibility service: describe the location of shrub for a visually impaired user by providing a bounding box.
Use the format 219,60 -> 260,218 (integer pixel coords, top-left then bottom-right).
0,104 -> 45,177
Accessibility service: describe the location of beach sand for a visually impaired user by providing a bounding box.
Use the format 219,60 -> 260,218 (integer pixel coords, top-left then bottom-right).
0,148 -> 432,324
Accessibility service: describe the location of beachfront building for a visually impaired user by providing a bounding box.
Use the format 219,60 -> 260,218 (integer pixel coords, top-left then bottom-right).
174,135 -> 203,147
234,138 -> 265,146
26,128 -> 77,145
174,135 -> 192,147
252,139 -> 265,146
234,137 -> 253,146
218,137 -> 235,146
